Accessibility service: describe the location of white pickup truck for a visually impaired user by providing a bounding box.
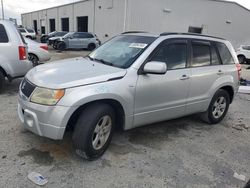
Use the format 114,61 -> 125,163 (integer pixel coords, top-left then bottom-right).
236,45 -> 250,64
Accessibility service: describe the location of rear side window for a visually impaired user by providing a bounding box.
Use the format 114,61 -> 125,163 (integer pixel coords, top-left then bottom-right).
75,33 -> 94,38
216,43 -> 234,65
149,42 -> 187,70
211,45 -> 221,65
192,42 -> 210,67
0,24 -> 9,43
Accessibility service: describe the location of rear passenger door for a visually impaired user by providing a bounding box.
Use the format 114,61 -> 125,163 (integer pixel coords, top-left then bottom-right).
78,33 -> 93,49
186,40 -> 223,114
68,33 -> 81,48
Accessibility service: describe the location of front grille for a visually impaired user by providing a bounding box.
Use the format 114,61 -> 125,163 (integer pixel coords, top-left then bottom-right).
20,79 -> 36,98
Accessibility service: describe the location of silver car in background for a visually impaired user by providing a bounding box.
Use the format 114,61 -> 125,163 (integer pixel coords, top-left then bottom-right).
25,38 -> 51,66
56,32 -> 101,51
18,32 -> 240,160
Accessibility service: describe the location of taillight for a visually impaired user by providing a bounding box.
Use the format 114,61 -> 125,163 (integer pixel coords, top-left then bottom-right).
236,63 -> 241,80
19,46 -> 27,60
40,45 -> 48,51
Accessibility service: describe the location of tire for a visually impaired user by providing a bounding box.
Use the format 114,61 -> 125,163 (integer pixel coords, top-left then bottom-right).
0,70 -> 5,93
28,53 -> 39,67
57,42 -> 66,51
88,43 -> 96,51
72,103 -> 115,160
40,36 -> 47,43
238,55 -> 246,64
201,89 -> 230,124
26,36 -> 32,39
52,41 -> 58,49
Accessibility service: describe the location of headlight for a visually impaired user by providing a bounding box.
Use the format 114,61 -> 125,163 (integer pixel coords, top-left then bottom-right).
30,87 -> 65,105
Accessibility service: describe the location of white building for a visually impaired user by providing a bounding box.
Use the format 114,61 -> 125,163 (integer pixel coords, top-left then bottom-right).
21,0 -> 250,47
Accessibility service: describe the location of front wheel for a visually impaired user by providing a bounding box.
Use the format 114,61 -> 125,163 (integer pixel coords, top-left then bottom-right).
88,43 -> 96,51
72,103 -> 115,160
201,89 -> 230,124
57,41 -> 66,51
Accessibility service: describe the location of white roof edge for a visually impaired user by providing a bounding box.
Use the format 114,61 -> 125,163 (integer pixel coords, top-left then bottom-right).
21,0 -> 250,16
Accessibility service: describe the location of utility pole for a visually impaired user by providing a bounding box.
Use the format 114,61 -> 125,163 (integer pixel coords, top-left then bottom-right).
1,0 -> 4,20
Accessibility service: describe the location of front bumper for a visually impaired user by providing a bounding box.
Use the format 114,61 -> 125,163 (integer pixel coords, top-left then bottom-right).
17,95 -> 76,140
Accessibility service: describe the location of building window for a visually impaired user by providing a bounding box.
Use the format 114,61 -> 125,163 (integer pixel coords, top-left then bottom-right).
49,19 -> 56,32
77,16 -> 88,32
33,20 -> 38,34
61,18 -> 69,32
188,26 -> 203,34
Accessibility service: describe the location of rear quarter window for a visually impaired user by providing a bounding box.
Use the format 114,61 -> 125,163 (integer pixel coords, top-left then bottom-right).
216,42 -> 234,65
0,24 -> 9,43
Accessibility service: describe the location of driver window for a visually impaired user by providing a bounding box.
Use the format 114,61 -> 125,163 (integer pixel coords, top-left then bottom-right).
149,42 -> 187,70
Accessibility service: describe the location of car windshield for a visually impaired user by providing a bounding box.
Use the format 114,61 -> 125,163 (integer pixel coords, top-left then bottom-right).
48,31 -> 57,36
57,32 -> 68,36
88,35 -> 156,68
63,32 -> 73,38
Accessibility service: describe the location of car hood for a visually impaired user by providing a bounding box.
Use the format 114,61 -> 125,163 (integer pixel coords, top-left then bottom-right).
25,57 -> 127,89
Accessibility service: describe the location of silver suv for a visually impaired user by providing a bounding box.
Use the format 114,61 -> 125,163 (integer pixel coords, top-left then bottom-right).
55,32 -> 100,51
0,20 -> 33,92
18,32 -> 240,160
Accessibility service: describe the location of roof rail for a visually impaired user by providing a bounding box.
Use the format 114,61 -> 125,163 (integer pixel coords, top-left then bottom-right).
121,31 -> 148,34
159,32 -> 226,40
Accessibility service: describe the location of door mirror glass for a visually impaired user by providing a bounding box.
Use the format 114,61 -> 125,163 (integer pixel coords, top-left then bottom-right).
143,61 -> 167,74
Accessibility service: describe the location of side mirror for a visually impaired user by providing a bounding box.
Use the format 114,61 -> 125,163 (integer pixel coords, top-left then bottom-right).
143,61 -> 167,75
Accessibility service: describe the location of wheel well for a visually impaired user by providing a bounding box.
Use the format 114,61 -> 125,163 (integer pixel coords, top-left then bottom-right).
0,66 -> 7,77
220,86 -> 234,103
237,54 -> 245,58
88,43 -> 96,48
66,99 -> 125,131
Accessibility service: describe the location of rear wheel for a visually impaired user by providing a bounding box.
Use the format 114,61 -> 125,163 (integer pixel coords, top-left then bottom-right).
88,43 -> 96,51
0,70 -> 5,93
28,53 -> 39,67
201,89 -> 230,124
72,103 -> 115,160
238,55 -> 246,64
57,41 -> 66,51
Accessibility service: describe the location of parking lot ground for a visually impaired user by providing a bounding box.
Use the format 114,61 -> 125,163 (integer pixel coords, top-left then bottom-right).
47,47 -> 91,62
0,50 -> 250,188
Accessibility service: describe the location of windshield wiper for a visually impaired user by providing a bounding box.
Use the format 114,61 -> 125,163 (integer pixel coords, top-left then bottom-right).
93,58 -> 114,66
86,56 -> 115,67
86,55 -> 93,61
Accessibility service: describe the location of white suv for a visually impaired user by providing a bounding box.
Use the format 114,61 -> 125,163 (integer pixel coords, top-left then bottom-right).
0,20 -> 33,92
236,45 -> 250,64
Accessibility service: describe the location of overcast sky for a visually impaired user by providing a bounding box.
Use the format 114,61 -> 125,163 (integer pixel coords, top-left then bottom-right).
1,0 -> 250,24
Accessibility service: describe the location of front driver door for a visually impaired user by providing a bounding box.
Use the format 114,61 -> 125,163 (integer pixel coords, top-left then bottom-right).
134,39 -> 191,127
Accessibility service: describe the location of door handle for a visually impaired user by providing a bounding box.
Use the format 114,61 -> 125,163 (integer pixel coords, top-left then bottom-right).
180,75 -> 190,80
217,70 -> 224,75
